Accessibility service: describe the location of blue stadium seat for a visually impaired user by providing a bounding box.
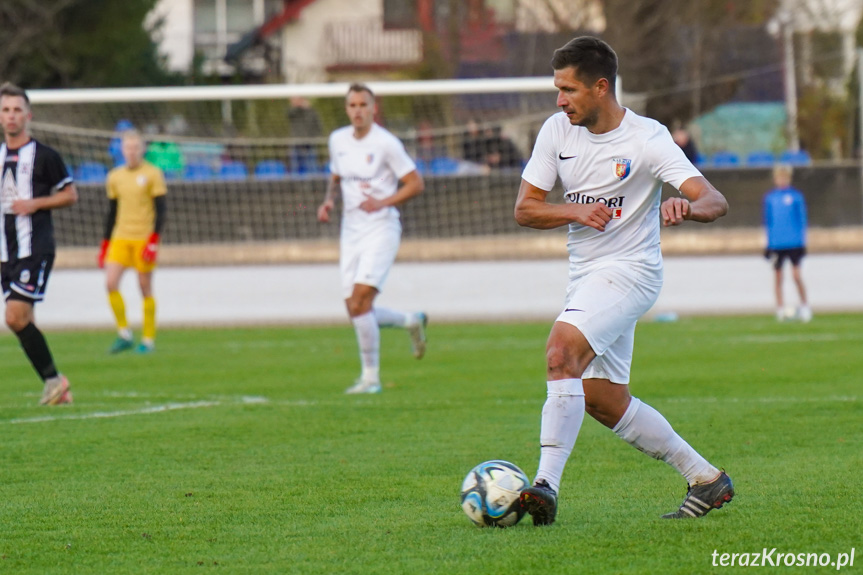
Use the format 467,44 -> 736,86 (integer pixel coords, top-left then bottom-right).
414,159 -> 430,175
710,151 -> 740,168
254,160 -> 288,179
218,161 -> 248,180
289,148 -> 320,175
746,150 -> 775,167
429,157 -> 460,175
183,162 -> 214,181
779,149 -> 812,166
74,161 -> 108,183
694,152 -> 707,167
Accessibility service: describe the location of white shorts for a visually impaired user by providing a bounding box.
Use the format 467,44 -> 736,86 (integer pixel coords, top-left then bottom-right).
555,257 -> 663,384
340,222 -> 401,299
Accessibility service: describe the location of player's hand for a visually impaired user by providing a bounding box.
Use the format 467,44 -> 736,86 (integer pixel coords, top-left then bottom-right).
98,240 -> 110,268
141,233 -> 160,264
317,200 -> 334,223
571,203 -> 613,232
359,193 -> 386,213
11,199 -> 38,215
661,197 -> 690,226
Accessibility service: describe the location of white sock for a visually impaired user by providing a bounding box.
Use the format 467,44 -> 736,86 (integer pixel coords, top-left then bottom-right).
613,397 -> 719,485
118,328 -> 132,340
535,379 -> 585,494
351,311 -> 380,382
374,307 -> 409,328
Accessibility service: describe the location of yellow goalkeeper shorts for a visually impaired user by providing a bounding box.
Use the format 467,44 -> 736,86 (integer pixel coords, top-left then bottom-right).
105,238 -> 157,273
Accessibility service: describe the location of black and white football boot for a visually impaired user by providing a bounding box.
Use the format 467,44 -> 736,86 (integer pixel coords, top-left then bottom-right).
662,471 -> 734,519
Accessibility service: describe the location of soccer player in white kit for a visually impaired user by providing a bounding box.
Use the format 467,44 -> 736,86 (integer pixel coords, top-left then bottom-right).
317,83 -> 428,394
514,37 -> 734,522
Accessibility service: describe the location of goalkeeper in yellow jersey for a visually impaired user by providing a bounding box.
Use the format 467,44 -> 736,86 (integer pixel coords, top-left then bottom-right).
98,129 -> 167,354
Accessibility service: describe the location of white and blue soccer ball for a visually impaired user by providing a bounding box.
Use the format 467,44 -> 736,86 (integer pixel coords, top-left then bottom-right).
460,460 -> 530,527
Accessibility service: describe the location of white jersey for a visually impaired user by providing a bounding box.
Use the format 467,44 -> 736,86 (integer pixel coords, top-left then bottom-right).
522,109 -> 701,268
329,123 -> 416,235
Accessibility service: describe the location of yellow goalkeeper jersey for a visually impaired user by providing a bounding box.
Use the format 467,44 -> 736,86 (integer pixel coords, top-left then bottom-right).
106,160 -> 167,240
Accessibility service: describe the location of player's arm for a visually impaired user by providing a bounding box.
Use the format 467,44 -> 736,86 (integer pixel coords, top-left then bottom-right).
153,195 -> 167,234
359,170 -> 423,212
514,179 -> 612,231
317,175 -> 341,223
11,183 -> 78,215
98,199 -> 118,268
661,176 -> 728,227
141,195 -> 167,264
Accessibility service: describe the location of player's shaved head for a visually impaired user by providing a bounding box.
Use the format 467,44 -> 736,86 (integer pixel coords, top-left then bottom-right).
552,36 -> 617,93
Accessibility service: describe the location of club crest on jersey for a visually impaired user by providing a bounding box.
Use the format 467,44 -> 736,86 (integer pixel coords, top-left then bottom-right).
612,158 -> 631,180
366,154 -> 374,164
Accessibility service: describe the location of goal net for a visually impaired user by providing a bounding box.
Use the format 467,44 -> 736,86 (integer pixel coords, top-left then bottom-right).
28,78 -> 562,267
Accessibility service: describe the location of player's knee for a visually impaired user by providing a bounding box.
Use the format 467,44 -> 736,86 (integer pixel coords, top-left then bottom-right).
5,310 -> 29,332
106,272 -> 121,292
585,391 -> 630,428
139,278 -> 153,297
546,343 -> 581,378
346,298 -> 370,317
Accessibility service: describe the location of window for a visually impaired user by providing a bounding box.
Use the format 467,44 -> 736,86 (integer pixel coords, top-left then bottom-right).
383,0 -> 417,29
193,0 -> 274,73
226,0 -> 255,34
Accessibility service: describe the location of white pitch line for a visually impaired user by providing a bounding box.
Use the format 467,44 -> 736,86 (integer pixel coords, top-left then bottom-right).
4,400 -> 220,425
728,333 -> 861,344
3,395 -> 273,425
659,395 -> 858,405
3,393 -> 856,426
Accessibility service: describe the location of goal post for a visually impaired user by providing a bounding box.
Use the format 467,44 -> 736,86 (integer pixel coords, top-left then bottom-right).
27,78 -> 564,268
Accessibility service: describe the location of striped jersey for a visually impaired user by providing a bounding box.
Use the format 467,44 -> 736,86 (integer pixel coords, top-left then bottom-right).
1,140 -> 73,261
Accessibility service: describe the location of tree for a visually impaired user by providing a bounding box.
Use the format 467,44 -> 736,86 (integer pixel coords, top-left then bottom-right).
602,0 -> 781,126
0,0 -> 178,89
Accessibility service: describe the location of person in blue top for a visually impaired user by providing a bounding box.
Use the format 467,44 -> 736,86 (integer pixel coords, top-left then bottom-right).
763,163 -> 811,322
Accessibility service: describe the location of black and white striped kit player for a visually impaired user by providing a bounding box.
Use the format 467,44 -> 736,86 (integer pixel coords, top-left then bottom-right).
0,140 -> 72,301
1,81 -> 77,406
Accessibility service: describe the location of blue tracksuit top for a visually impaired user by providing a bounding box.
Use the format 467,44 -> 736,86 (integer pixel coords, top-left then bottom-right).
763,186 -> 807,250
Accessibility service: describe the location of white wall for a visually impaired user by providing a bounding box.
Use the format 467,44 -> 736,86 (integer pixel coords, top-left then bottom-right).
33,255 -> 863,329
148,0 -> 195,73
280,0 -> 383,83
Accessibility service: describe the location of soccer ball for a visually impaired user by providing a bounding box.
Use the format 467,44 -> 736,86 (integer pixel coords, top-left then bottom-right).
460,460 -> 530,527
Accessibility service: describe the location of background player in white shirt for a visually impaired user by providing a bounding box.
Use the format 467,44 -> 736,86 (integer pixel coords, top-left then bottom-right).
317,83 -> 427,394
514,37 -> 732,522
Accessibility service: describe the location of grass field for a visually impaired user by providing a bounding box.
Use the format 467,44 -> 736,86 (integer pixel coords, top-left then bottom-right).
1,314 -> 861,574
